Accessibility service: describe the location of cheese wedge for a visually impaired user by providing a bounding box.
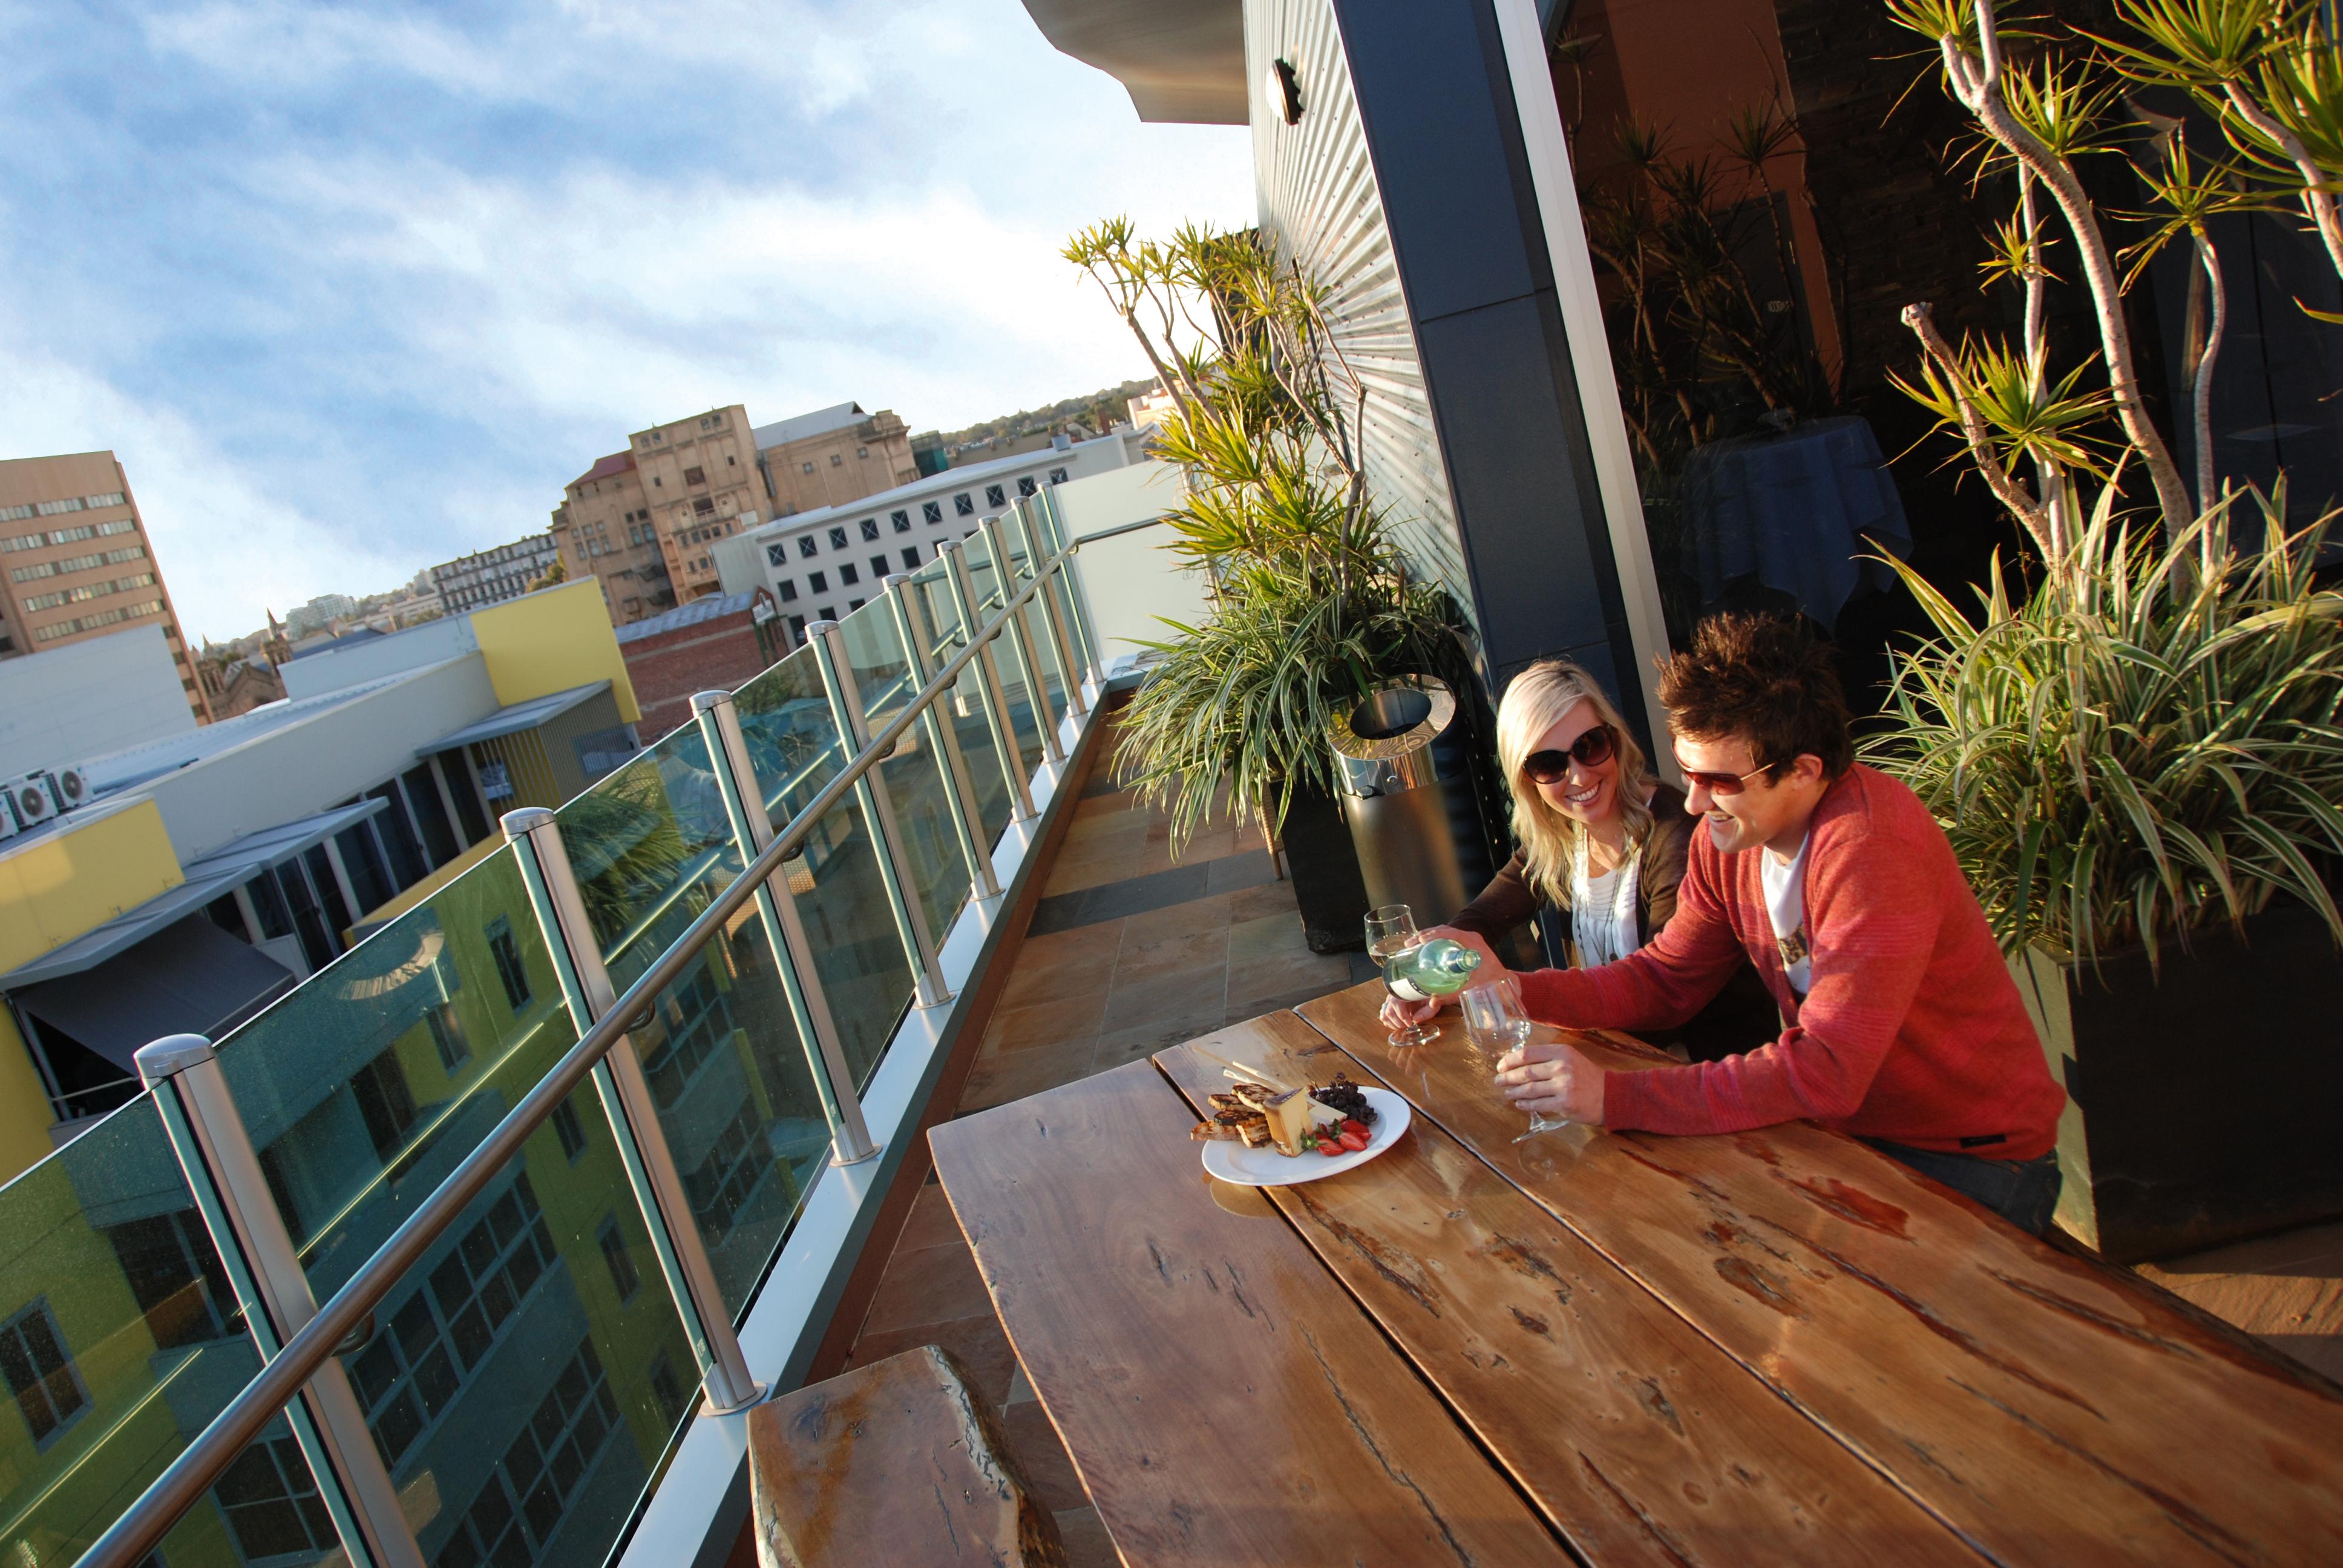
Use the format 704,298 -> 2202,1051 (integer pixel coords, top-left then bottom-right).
1263,1088 -> 1313,1157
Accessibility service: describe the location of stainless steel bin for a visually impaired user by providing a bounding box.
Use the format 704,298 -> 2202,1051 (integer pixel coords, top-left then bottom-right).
1327,677 -> 1493,927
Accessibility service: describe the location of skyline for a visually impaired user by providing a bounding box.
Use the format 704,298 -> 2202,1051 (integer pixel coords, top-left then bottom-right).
0,1 -> 1254,642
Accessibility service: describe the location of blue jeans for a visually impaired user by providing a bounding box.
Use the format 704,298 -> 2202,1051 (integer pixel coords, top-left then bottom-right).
1861,1138 -> 2063,1235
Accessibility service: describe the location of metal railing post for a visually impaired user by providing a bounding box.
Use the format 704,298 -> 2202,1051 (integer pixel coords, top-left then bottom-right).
979,516 -> 1065,767
1032,490 -> 1106,688
805,622 -> 954,1007
689,691 -> 880,1164
881,580 -> 1000,902
135,1036 -> 427,1568
1012,503 -> 1087,719
502,809 -> 765,1414
943,540 -> 1035,824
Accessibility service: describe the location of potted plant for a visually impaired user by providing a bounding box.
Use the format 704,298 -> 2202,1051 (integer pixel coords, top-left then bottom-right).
1064,221 -> 1471,950
1868,0 -> 2343,1260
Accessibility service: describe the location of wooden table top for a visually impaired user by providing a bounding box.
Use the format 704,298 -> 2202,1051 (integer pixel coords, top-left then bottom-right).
927,1059 -> 1564,1567
1295,980 -> 2343,1567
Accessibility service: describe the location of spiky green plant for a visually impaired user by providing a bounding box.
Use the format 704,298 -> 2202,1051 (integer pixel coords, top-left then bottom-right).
1863,486 -> 2343,972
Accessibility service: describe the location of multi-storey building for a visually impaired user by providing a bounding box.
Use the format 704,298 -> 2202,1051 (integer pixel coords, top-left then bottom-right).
552,402 -> 917,628
428,532 -> 561,613
0,451 -> 212,723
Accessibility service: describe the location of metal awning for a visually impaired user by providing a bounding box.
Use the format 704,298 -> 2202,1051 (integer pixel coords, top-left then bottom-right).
425,681 -> 611,754
15,916 -> 297,1073
0,798 -> 388,989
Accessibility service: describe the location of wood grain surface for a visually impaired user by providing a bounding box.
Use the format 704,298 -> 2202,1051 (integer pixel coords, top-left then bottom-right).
748,1342 -> 1067,1567
1297,981 -> 2343,1566
928,1059 -> 1565,1567
1155,1011 -> 1984,1566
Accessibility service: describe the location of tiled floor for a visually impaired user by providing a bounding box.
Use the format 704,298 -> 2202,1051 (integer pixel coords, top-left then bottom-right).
837,717 -> 1369,1563
825,715 -> 2343,1565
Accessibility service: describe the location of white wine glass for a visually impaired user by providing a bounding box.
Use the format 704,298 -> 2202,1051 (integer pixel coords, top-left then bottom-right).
1461,978 -> 1567,1142
1365,904 -> 1432,1048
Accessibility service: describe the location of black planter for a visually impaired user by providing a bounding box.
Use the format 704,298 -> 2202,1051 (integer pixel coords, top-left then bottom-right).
1279,781 -> 1372,953
2013,901 -> 2343,1263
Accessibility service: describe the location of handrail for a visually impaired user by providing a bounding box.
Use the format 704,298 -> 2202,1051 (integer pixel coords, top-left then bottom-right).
77,545 -> 1083,1568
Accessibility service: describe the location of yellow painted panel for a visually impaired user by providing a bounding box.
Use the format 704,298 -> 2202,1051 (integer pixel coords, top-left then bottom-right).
0,1010 -> 61,1181
0,799 -> 184,972
467,579 -> 641,724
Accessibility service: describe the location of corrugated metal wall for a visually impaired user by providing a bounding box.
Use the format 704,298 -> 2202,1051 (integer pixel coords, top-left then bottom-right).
1244,0 -> 1475,638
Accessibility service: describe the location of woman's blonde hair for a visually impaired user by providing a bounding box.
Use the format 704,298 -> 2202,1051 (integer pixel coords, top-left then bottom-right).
1496,659 -> 1656,906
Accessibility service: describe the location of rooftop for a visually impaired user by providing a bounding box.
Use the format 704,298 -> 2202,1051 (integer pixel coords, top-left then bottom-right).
752,401 -> 870,451
569,449 -> 637,490
612,589 -> 757,644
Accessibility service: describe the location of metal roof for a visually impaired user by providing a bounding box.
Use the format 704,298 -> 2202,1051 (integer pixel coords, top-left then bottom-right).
424,680 -> 610,751
0,797 -> 391,989
613,592 -> 756,644
752,402 -> 868,451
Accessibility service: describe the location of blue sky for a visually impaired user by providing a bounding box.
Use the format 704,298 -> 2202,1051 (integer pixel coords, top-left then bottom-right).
0,2 -> 1254,642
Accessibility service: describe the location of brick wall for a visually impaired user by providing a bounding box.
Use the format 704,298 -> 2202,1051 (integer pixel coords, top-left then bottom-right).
621,610 -> 770,742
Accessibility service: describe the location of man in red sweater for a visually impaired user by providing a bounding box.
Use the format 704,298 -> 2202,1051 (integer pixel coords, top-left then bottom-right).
1474,614 -> 2066,1232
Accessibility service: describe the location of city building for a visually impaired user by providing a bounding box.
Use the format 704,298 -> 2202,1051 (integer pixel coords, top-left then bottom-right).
0,451 -> 213,724
712,425 -> 1147,646
282,592 -> 357,638
909,428 -> 951,477
428,532 -> 562,613
0,579 -> 641,1167
613,590 -> 781,742
753,402 -> 917,518
196,652 -> 286,720
0,626 -> 195,783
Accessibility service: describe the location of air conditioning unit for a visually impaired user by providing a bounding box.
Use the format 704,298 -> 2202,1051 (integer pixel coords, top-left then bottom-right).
0,799 -> 17,841
10,776 -> 57,831
51,766 -> 90,812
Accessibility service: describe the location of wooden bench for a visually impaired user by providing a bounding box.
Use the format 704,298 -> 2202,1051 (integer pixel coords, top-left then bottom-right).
748,1344 -> 1068,1567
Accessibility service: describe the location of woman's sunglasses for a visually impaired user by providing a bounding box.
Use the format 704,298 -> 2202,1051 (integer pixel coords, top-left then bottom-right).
1523,725 -> 1616,785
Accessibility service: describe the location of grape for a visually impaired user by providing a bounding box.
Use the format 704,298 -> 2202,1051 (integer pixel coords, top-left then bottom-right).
1309,1074 -> 1377,1126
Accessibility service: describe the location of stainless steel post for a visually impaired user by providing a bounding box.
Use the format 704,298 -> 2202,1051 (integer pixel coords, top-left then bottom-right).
1011,504 -> 1086,719
502,809 -> 764,1413
135,1036 -> 427,1568
881,580 -> 1000,901
978,516 -> 1064,767
806,622 -> 954,1008
689,691 -> 880,1165
943,541 -> 1035,823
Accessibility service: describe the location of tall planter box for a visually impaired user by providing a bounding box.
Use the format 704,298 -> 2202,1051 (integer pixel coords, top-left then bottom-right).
2012,902 -> 2343,1263
1279,780 -> 1371,954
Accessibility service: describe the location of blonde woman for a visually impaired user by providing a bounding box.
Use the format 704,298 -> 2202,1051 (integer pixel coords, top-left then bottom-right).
1381,659 -> 1773,1060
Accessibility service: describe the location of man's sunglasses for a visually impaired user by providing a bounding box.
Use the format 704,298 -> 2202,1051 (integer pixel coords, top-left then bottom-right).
1678,761 -> 1777,796
1523,725 -> 1616,785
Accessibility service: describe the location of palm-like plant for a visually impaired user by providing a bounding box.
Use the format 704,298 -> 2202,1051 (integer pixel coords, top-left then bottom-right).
1863,490 -> 2343,972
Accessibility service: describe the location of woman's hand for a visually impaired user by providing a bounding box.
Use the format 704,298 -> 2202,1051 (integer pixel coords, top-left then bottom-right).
1375,926 -> 1503,1031
1493,1040 -> 1606,1124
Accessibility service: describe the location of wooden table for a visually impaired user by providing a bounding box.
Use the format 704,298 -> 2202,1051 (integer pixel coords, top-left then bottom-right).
929,981 -> 2343,1566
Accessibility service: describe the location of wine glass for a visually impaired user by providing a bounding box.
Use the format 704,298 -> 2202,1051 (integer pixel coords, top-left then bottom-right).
1364,903 -> 1433,1048
1461,978 -> 1566,1142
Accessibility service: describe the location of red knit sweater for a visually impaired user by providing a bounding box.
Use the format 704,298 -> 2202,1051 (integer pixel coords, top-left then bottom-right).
1518,765 -> 2066,1160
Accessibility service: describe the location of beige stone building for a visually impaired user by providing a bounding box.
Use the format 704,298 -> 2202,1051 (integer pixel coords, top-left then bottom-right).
0,451 -> 211,722
553,401 -> 917,626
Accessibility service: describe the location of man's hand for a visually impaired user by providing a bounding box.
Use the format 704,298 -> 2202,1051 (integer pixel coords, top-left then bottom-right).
1493,1040 -> 1606,1124
1375,926 -> 1503,1031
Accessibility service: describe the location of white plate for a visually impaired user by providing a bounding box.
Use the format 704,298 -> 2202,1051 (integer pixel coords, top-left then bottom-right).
1200,1087 -> 1412,1187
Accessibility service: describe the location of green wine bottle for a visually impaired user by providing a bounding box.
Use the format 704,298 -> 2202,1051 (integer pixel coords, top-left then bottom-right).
1382,937 -> 1483,1002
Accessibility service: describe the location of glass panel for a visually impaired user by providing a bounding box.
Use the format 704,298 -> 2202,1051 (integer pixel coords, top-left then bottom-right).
839,606 -> 972,941
735,648 -> 847,835
964,554 -> 1043,774
0,1093 -> 335,1567
913,572 -> 1015,848
836,601 -> 914,734
787,799 -> 916,1091
554,728 -> 831,1315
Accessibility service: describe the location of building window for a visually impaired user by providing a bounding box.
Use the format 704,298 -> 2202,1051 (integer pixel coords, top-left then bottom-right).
647,1352 -> 687,1427
953,493 -> 974,516
1018,475 -> 1038,498
859,518 -> 879,541
808,570 -> 827,593
827,526 -> 848,550
427,1004 -> 470,1072
596,1216 -> 640,1303
778,578 -> 798,602
900,548 -> 920,570
436,1338 -> 618,1568
848,597 -> 865,611
766,543 -> 787,567
797,535 -> 819,560
839,563 -> 859,586
891,510 -> 910,532
216,1436 -> 336,1561
683,466 -> 706,486
549,1094 -> 589,1161
485,916 -> 530,1011
692,497 -> 714,516
828,452 -> 842,466
1049,467 -> 1069,485
870,555 -> 889,580
1,1299 -> 87,1448
856,445 -> 869,458
818,605 -> 836,621
986,485 -> 1006,508
103,1210 -> 235,1349
787,613 -> 807,642
801,460 -> 815,473
922,501 -> 943,524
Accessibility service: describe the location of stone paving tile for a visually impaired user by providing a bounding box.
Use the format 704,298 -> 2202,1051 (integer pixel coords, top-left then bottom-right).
857,1233 -> 995,1338
981,991 -> 1110,1054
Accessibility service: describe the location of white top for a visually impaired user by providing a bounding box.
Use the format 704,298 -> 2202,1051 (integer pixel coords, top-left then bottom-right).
1761,831 -> 1814,996
1570,835 -> 1640,969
